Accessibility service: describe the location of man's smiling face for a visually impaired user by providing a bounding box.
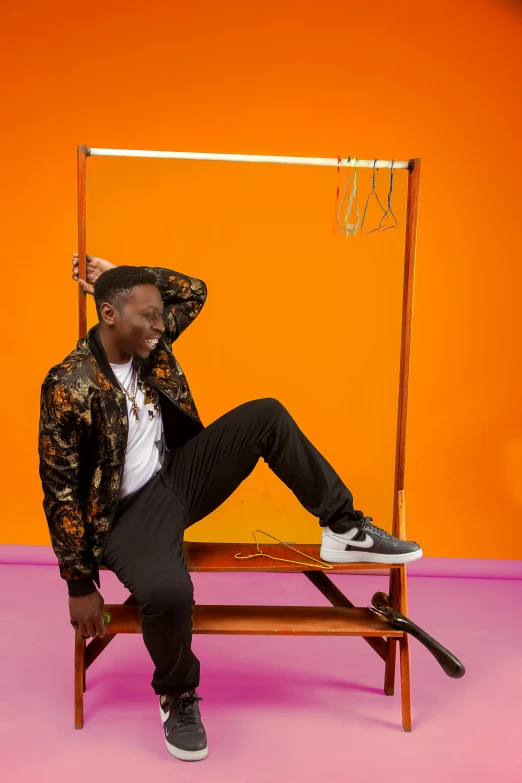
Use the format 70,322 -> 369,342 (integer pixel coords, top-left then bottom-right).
101,283 -> 166,359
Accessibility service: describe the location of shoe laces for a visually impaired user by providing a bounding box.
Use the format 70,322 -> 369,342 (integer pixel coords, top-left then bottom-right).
359,516 -> 394,540
164,691 -> 203,730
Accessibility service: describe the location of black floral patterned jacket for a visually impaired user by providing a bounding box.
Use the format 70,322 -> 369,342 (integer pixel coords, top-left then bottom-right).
38,267 -> 207,596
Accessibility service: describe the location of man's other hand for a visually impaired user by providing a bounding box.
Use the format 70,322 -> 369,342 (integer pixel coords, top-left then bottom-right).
72,254 -> 116,296
69,589 -> 106,638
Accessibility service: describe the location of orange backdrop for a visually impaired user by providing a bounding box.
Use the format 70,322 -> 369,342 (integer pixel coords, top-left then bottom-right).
1,0 -> 521,559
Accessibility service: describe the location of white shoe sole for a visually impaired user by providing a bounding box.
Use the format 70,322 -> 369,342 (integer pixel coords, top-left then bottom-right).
160,703 -> 209,761
320,546 -> 423,564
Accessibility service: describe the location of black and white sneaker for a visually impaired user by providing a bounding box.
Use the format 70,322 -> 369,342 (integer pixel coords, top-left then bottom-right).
159,690 -> 208,761
320,516 -> 423,564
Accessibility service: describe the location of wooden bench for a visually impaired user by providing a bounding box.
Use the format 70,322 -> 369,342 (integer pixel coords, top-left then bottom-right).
75,502 -> 412,731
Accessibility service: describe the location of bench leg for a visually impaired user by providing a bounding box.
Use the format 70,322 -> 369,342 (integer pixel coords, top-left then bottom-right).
384,569 -> 400,695
398,564 -> 412,731
399,633 -> 412,731
384,637 -> 397,695
74,632 -> 85,729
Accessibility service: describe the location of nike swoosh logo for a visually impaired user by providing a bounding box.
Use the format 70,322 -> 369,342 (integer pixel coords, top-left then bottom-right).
343,534 -> 373,549
328,531 -> 374,549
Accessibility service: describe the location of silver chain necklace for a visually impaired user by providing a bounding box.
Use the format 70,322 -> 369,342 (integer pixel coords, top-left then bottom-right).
117,366 -> 140,421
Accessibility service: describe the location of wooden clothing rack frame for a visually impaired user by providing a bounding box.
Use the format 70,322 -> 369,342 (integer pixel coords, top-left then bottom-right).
74,146 -> 421,731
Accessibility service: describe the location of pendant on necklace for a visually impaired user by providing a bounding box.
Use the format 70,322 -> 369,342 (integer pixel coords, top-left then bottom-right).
131,400 -> 140,421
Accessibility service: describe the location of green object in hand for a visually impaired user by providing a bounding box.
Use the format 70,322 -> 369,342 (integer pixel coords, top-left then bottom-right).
104,613 -> 111,624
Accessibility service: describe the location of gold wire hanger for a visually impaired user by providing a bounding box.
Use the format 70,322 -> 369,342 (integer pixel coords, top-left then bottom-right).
344,156 -> 360,236
235,529 -> 334,570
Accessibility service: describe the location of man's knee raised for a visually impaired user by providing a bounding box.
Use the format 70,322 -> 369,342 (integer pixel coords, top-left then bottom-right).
140,578 -> 194,615
256,397 -> 287,418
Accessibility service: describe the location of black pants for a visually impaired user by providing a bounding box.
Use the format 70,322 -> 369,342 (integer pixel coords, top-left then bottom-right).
101,398 -> 360,697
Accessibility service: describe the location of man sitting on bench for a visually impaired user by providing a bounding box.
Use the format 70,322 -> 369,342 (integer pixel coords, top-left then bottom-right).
38,254 -> 422,763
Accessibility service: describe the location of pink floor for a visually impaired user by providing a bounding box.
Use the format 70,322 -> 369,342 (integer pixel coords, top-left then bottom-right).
1,563 -> 521,783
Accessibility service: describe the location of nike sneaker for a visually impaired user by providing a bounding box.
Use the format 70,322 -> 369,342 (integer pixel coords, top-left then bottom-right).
160,690 -> 208,761
320,516 -> 423,564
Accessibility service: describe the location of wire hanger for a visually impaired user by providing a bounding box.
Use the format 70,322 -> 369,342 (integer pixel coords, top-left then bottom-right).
361,159 -> 387,237
343,157 -> 360,236
337,156 -> 351,233
235,529 -> 334,569
332,156 -> 342,235
377,160 -> 398,231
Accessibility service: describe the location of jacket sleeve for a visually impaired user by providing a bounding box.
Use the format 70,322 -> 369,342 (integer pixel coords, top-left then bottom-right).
38,377 -> 96,596
143,267 -> 207,344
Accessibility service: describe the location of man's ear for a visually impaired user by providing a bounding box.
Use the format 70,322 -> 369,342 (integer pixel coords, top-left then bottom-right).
99,302 -> 118,326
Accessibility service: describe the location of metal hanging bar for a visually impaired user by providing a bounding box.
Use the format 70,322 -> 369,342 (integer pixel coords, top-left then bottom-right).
88,148 -> 410,169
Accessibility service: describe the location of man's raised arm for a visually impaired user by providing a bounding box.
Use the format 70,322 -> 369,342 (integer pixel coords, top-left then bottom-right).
140,266 -> 207,343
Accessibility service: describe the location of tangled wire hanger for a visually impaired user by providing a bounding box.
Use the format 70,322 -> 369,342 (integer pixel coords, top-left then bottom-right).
378,160 -> 398,232
361,159 -> 387,237
235,529 -> 334,570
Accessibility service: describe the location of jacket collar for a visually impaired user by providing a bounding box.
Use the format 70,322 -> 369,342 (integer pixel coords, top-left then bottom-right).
87,324 -> 145,391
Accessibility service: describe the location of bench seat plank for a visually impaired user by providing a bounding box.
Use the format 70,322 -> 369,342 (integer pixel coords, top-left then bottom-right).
185,542 -> 397,574
100,542 -> 398,574
102,603 -> 402,637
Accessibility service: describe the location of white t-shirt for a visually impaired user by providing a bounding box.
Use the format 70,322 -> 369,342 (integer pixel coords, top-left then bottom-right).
110,358 -> 165,498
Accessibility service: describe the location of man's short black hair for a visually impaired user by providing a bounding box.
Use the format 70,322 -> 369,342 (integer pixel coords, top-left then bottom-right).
94,266 -> 158,319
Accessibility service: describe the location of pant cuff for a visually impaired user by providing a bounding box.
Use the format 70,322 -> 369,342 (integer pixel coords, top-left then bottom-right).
153,682 -> 200,697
